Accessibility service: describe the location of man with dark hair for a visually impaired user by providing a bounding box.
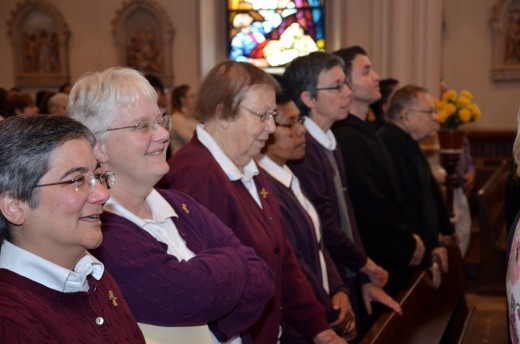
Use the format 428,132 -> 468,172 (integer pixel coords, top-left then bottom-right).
331,46 -> 425,296
369,78 -> 399,130
144,74 -> 169,115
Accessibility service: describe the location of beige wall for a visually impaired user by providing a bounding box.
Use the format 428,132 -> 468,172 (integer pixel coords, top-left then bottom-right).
0,0 -> 201,92
0,0 -> 518,130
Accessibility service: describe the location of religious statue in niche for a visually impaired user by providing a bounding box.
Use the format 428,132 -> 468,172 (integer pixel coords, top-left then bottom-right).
19,14 -> 61,74
126,24 -> 163,74
505,11 -> 520,64
7,0 -> 70,87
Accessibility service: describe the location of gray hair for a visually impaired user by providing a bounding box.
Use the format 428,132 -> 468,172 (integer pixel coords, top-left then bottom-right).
47,92 -> 69,114
387,84 -> 428,121
283,51 -> 344,117
0,115 -> 96,244
67,67 -> 158,133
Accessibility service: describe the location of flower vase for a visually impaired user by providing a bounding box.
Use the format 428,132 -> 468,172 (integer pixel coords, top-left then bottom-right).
437,128 -> 465,152
437,128 -> 465,218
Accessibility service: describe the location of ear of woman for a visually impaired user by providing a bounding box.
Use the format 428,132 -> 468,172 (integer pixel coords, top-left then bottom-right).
0,195 -> 26,226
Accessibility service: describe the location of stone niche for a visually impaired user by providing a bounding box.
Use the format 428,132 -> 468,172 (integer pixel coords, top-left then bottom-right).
491,0 -> 520,81
112,0 -> 174,87
7,0 -> 70,88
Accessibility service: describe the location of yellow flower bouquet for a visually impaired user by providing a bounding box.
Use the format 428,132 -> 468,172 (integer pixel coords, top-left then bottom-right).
434,89 -> 481,129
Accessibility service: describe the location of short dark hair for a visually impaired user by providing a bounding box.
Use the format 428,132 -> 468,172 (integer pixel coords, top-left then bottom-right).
0,115 -> 96,244
5,92 -> 35,117
283,51 -> 344,116
271,74 -> 291,105
144,74 -> 165,94
333,46 -> 367,81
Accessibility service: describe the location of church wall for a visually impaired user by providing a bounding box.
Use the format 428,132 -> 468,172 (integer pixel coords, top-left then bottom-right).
0,0 -> 518,130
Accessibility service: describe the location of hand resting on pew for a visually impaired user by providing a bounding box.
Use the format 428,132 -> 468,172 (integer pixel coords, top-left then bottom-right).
361,283 -> 403,316
360,258 -> 389,288
409,234 -> 426,266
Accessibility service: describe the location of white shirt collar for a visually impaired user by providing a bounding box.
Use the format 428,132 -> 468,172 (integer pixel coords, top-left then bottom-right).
104,189 -> 178,225
258,155 -> 292,188
304,117 -> 337,151
196,124 -> 259,182
0,240 -> 104,293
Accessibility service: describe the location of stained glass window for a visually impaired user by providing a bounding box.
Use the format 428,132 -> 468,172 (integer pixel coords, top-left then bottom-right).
227,0 -> 325,69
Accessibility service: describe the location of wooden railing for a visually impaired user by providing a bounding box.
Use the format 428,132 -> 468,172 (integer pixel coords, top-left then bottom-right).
360,244 -> 468,344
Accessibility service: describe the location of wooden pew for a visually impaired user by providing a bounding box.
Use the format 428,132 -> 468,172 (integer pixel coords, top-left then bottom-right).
360,244 -> 468,344
476,159 -> 509,294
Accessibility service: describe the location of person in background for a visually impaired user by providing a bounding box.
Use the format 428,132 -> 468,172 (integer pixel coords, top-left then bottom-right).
169,84 -> 198,156
46,92 -> 69,115
160,60 -> 347,344
5,92 -> 39,117
0,114 -> 145,343
145,74 -> 169,115
368,78 -> 399,130
331,46 -> 424,296
378,85 -> 453,288
59,81 -> 72,94
283,51 -> 398,338
68,66 -> 274,344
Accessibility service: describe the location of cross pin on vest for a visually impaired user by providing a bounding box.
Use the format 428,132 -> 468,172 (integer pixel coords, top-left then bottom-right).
108,290 -> 118,307
260,187 -> 269,199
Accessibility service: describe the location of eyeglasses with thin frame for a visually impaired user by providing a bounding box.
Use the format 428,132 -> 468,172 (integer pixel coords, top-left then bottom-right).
239,104 -> 278,122
35,171 -> 116,193
315,79 -> 350,92
405,108 -> 437,116
106,114 -> 172,134
276,116 -> 305,129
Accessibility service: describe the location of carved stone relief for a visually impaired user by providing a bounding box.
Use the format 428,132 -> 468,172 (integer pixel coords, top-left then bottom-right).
112,0 -> 174,87
7,0 -> 70,87
491,0 -> 520,80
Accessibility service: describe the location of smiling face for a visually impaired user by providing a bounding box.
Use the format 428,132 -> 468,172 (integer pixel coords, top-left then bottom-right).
221,84 -> 277,168
349,54 -> 381,105
19,139 -> 109,268
99,96 -> 170,190
265,100 -> 306,166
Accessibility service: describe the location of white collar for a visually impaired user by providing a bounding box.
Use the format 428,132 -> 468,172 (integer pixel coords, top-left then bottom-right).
257,155 -> 292,188
304,117 -> 337,151
196,124 -> 259,182
0,240 -> 104,293
104,189 -> 178,225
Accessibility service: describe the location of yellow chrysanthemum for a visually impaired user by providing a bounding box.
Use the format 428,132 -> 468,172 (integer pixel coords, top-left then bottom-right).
459,108 -> 471,122
442,90 -> 457,102
469,103 -> 481,119
457,96 -> 470,107
437,109 -> 448,124
444,103 -> 457,116
460,90 -> 473,100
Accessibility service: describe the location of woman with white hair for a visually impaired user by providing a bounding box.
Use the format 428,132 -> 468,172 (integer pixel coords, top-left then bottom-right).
67,67 -> 274,344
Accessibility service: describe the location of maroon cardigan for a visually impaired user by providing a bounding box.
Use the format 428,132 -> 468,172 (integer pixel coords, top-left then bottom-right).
92,189 -> 274,343
160,132 -> 330,344
0,268 -> 145,343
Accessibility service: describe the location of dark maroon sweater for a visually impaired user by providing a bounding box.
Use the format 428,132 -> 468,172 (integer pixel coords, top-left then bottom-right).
160,133 -> 330,344
0,268 -> 144,343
